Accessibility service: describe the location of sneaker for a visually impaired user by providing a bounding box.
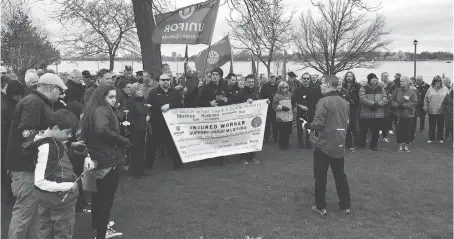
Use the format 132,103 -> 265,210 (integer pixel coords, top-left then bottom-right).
244,160 -> 249,165
251,159 -> 260,164
343,208 -> 351,215
347,148 -> 355,153
403,145 -> 410,152
439,140 -> 444,144
311,206 -> 327,217
427,140 -> 433,143
105,222 -> 122,239
388,130 -> 394,135
383,138 -> 390,143
398,145 -> 403,152
379,130 -> 382,134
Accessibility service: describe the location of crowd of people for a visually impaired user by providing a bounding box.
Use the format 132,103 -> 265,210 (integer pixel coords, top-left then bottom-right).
0,62 -> 452,238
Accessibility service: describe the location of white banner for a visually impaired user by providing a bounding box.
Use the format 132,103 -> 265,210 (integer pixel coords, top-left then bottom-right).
162,100 -> 269,163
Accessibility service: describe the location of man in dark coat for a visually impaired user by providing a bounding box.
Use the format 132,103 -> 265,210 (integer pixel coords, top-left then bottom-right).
342,71 -> 361,151
197,68 -> 229,107
259,74 -> 279,143
65,70 -> 85,104
415,75 -> 430,132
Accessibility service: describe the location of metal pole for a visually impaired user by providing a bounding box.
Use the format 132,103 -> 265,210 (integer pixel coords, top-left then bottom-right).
414,44 -> 417,79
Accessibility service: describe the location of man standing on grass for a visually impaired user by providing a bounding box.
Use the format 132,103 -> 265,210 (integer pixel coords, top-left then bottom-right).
303,75 -> 351,217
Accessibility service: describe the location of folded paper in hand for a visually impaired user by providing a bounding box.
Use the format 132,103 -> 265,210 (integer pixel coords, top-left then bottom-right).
300,118 -> 311,133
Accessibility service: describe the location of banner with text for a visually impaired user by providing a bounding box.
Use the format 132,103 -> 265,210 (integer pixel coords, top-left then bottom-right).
163,100 -> 269,163
152,0 -> 220,44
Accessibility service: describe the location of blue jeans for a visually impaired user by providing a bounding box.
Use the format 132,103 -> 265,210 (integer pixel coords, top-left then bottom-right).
8,171 -> 40,239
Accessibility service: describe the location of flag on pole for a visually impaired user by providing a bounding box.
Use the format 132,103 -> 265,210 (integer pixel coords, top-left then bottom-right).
251,54 -> 257,77
195,35 -> 232,74
152,0 -> 220,45
183,45 -> 189,77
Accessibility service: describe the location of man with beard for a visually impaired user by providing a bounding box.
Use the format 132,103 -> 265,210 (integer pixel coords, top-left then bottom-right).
183,66 -> 201,108
310,74 -> 321,88
83,69 -> 113,105
226,73 -> 240,102
415,75 -> 430,133
142,71 -> 159,102
197,68 -> 229,107
292,72 -> 321,149
260,74 -> 279,143
342,71 -> 361,152
146,74 -> 183,170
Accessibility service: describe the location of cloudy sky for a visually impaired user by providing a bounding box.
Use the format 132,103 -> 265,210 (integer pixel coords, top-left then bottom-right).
29,0 -> 453,56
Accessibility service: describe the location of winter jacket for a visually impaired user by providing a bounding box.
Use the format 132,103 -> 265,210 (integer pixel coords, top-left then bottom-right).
24,84 -> 37,96
227,83 -> 241,102
65,80 -> 85,104
147,87 -> 184,126
416,82 -> 430,108
232,86 -> 258,104
1,93 -> 18,163
5,90 -> 53,172
33,136 -> 79,208
288,80 -> 301,93
359,84 -> 388,118
390,87 -> 418,118
308,90 -> 350,159
197,81 -> 230,107
423,86 -> 450,115
84,106 -> 128,169
291,86 -> 321,122
259,82 -> 278,110
115,88 -> 129,120
382,81 -> 397,117
83,85 -> 97,106
142,81 -> 159,102
127,97 -> 148,132
342,82 -> 361,109
442,91 -> 453,129
272,90 -> 293,122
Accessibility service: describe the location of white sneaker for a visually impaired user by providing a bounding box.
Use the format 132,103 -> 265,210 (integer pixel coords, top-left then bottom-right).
388,130 -> 394,135
379,130 -> 383,134
383,138 -> 389,143
439,140 -> 444,143
398,145 -> 403,152
105,222 -> 122,239
427,140 -> 433,143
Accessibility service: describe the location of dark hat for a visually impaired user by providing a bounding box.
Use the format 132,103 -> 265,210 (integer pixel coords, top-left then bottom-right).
211,67 -> 223,78
82,70 -> 91,77
288,72 -> 297,78
394,73 -> 401,78
125,65 -> 133,71
6,80 -> 25,96
367,73 -> 378,84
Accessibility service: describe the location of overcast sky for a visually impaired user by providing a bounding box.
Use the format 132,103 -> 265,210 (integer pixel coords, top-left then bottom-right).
29,0 -> 453,56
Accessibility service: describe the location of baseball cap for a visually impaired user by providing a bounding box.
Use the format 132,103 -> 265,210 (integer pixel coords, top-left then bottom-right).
38,73 -> 68,91
159,74 -> 170,80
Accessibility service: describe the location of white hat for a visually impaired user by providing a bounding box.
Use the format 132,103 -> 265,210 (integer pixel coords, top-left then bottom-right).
159,74 -> 170,80
38,73 -> 68,91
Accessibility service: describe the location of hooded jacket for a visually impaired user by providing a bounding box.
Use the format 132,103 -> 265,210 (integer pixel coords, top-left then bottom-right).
390,87 -> 418,118
423,86 -> 450,114
259,82 -> 278,106
197,80 -> 229,107
33,135 -> 79,208
127,96 -> 148,132
359,83 -> 388,118
307,90 -> 349,159
65,79 -> 85,104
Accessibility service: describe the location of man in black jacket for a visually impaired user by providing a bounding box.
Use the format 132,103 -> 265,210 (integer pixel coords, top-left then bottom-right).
292,72 -> 321,148
65,70 -> 85,104
415,75 -> 430,133
197,68 -> 229,107
5,73 -> 66,239
342,71 -> 361,152
259,75 -> 278,143
146,74 -> 183,170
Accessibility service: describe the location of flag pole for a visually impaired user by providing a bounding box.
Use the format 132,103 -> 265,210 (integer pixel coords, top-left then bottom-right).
202,43 -> 212,76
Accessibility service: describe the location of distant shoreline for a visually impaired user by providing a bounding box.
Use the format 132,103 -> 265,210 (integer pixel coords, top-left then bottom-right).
60,59 -> 453,63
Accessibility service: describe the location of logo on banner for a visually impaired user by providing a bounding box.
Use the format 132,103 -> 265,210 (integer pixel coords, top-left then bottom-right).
176,126 -> 181,131
251,116 -> 262,128
179,6 -> 195,19
207,50 -> 219,64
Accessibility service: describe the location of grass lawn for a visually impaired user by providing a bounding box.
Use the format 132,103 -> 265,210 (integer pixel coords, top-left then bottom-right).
2,126 -> 453,239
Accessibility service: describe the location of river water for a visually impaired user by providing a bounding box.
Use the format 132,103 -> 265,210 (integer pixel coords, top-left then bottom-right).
49,60 -> 453,84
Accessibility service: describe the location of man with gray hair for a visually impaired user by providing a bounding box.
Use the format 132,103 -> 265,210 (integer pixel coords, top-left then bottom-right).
24,73 -> 40,96
65,70 -> 85,103
415,75 -> 430,132
303,75 -> 351,217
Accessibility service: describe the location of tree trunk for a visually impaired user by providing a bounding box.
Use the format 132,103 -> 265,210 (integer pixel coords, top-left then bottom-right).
109,54 -> 115,71
131,0 -> 162,78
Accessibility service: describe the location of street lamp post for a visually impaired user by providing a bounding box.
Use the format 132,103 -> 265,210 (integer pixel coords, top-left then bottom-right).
413,39 -> 418,79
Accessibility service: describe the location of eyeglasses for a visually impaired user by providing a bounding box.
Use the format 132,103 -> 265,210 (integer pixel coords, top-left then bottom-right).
302,78 -> 310,80
1,72 -> 6,74
212,72 -> 219,76
160,79 -> 170,82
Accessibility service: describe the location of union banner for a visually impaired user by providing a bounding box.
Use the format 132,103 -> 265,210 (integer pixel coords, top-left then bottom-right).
152,0 -> 220,44
195,35 -> 232,73
162,100 -> 269,163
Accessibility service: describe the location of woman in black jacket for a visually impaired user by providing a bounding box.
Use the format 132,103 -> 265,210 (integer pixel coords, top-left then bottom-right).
127,83 -> 149,178
81,85 -> 129,239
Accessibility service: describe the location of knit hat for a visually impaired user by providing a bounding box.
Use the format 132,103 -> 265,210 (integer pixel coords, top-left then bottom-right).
288,72 -> 297,78
211,67 -> 223,78
125,65 -> 133,71
38,73 -> 68,91
367,73 -> 378,84
6,80 -> 25,96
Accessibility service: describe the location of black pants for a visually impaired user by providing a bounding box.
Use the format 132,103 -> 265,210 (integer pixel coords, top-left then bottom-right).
130,130 -> 146,176
296,117 -> 311,147
381,115 -> 393,138
396,117 -> 413,144
313,147 -> 351,210
345,114 -> 359,149
409,117 -> 417,142
277,122 -> 292,149
358,118 -> 382,149
428,114 -> 445,141
265,108 -> 278,142
92,167 -> 120,238
418,109 -> 426,131
147,124 -> 182,169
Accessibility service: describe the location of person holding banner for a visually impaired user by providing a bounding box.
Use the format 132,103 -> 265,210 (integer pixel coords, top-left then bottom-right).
197,68 -> 229,107
146,74 -> 183,170
302,75 -> 351,217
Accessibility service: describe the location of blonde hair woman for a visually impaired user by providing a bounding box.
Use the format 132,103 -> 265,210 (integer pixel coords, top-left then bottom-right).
272,81 -> 293,149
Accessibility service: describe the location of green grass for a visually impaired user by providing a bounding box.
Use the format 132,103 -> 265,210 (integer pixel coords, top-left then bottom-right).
2,128 -> 453,239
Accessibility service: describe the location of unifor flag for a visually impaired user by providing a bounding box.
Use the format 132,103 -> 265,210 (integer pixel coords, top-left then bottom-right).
195,35 -> 232,73
152,0 -> 220,44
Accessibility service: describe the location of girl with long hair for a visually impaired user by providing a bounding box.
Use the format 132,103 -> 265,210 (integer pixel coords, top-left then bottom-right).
81,84 -> 129,239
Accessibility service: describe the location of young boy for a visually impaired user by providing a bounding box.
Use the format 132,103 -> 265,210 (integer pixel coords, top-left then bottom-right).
33,109 -> 94,238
